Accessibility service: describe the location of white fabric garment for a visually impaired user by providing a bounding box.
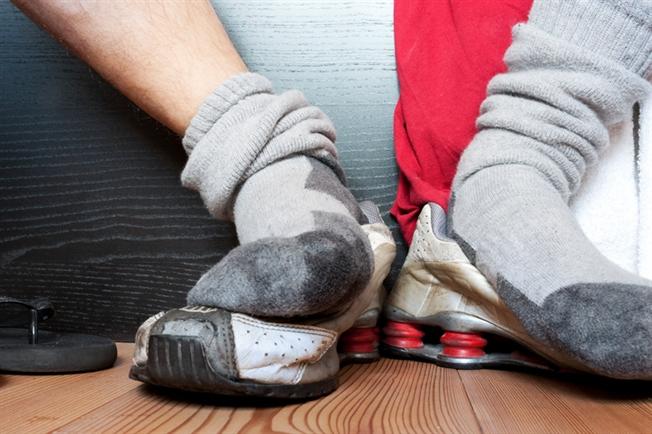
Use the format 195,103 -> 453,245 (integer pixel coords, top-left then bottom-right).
638,97 -> 652,279
570,94 -> 652,280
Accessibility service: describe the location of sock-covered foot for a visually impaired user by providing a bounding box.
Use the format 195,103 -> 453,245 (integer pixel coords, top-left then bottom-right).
180,73 -> 373,318
450,1 -> 652,379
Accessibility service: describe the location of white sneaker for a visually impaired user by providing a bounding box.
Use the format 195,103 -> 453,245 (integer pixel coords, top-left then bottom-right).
130,201 -> 396,399
383,203 -> 590,374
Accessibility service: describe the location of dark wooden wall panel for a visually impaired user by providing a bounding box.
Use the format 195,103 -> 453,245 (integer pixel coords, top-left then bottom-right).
0,0 -> 404,341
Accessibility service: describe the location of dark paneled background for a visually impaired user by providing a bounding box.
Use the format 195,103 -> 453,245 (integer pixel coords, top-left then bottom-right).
0,0 -> 404,341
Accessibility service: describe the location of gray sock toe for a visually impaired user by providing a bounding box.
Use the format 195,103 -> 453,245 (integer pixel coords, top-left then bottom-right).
188,218 -> 373,318
542,283 -> 652,379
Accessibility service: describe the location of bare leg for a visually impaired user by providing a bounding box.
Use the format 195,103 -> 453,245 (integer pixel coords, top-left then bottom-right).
12,0 -> 247,135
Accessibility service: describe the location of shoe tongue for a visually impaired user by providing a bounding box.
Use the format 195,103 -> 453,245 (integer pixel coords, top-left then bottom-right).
359,200 -> 383,224
428,202 -> 454,241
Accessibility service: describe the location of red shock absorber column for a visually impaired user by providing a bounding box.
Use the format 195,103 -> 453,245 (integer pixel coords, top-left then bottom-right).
440,331 -> 487,358
383,320 -> 425,349
339,327 -> 380,354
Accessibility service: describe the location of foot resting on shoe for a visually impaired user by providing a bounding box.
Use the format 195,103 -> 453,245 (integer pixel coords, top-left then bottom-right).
449,1 -> 652,379
181,73 -> 373,318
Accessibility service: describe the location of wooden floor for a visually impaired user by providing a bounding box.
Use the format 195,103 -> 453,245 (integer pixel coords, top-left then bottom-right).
2,343 -> 651,433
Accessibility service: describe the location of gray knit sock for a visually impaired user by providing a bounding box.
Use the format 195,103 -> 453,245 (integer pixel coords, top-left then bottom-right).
450,0 -> 652,379
181,73 -> 373,318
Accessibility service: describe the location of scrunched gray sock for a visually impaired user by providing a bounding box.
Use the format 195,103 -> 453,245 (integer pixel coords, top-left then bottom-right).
181,73 -> 373,318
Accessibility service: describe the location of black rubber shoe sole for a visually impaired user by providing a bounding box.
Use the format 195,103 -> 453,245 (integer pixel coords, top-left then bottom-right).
0,328 -> 117,373
381,342 -> 560,373
129,334 -> 338,400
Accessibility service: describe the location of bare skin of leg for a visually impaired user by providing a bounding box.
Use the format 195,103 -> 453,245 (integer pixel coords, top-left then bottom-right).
12,0 -> 248,135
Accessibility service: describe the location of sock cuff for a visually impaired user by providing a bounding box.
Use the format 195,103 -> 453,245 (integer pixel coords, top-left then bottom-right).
182,72 -> 274,155
180,72 -> 342,221
528,0 -> 652,78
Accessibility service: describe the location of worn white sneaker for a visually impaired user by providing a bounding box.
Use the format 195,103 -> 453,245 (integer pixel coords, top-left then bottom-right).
129,202 -> 396,399
383,203 -> 591,374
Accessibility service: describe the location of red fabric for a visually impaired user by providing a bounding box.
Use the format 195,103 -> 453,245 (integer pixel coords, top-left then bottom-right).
391,0 -> 532,244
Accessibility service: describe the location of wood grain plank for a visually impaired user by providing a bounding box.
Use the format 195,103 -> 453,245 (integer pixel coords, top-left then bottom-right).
5,344 -> 652,434
1,343 -> 139,434
56,345 -> 479,434
459,369 -> 652,434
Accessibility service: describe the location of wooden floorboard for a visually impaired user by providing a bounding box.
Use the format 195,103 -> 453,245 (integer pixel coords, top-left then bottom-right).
459,369 -> 652,434
1,343 -> 139,433
2,343 -> 651,433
